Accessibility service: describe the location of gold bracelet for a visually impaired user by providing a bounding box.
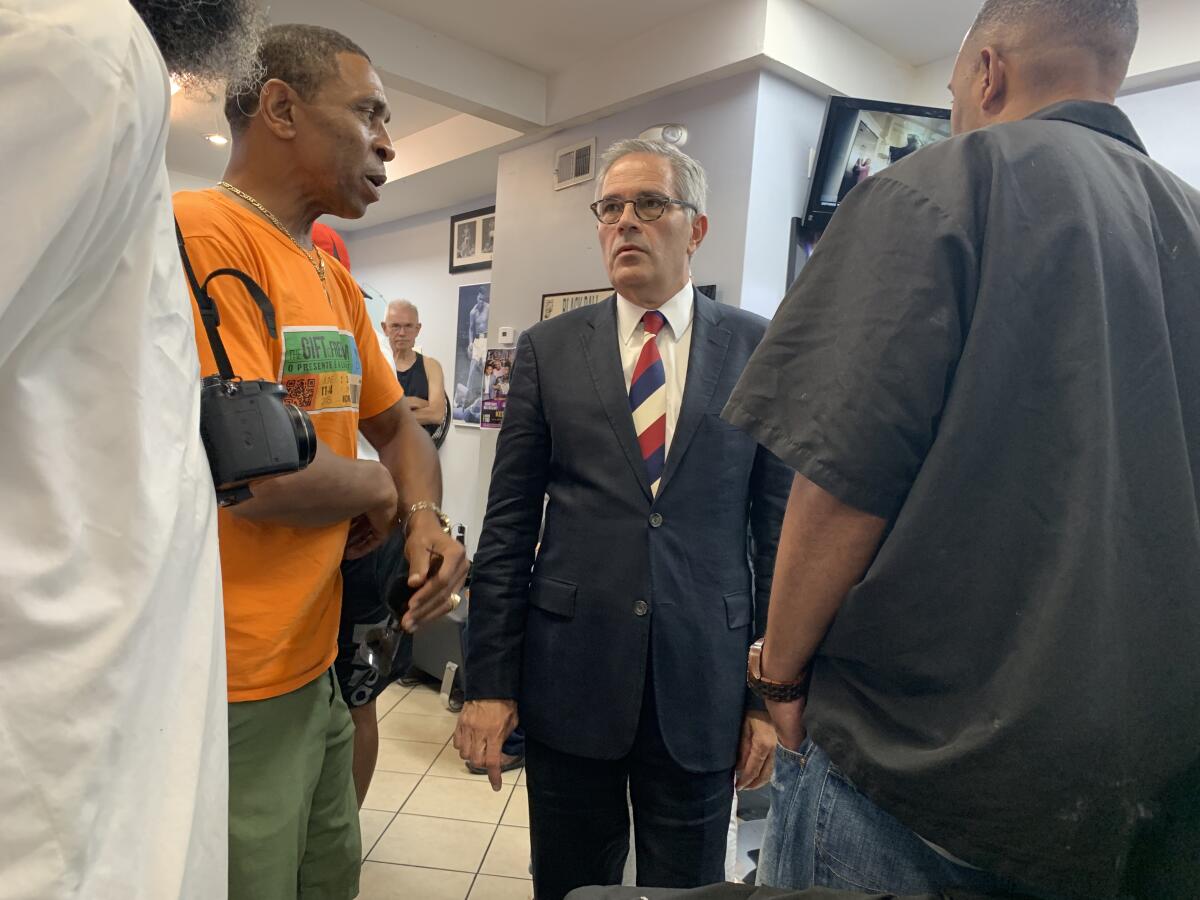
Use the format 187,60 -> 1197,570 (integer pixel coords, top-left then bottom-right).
404,501 -> 451,536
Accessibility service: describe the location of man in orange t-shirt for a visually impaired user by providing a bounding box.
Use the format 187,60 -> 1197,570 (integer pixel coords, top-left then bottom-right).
174,24 -> 467,900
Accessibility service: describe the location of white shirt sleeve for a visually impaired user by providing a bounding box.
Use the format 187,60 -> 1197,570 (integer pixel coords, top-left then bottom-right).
0,2 -> 147,366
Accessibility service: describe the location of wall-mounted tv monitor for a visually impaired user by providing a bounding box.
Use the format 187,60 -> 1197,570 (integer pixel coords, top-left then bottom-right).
802,96 -> 952,231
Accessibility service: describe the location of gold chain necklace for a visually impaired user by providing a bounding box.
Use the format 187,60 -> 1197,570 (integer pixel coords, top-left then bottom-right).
217,181 -> 328,295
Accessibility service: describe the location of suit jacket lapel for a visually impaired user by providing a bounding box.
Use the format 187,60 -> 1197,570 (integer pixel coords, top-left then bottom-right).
579,297 -> 653,501
660,290 -> 731,491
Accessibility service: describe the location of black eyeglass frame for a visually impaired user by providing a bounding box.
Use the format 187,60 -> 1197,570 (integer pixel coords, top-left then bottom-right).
589,194 -> 699,224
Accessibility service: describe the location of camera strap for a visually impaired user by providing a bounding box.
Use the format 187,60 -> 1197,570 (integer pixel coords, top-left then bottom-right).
174,218 -> 279,381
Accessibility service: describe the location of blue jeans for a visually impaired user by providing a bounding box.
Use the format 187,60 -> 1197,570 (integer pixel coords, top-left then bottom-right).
759,738 -> 1029,895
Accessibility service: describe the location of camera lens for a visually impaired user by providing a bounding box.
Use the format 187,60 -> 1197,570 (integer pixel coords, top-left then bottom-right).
286,404 -> 317,468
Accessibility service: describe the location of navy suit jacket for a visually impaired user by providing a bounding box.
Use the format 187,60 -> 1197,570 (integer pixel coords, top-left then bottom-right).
466,289 -> 790,772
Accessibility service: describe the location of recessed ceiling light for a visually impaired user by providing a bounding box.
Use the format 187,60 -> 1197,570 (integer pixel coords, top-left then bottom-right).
204,133 -> 229,146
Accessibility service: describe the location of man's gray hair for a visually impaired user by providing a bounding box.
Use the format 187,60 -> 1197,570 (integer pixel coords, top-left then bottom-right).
596,139 -> 708,218
970,0 -> 1139,62
387,299 -> 419,320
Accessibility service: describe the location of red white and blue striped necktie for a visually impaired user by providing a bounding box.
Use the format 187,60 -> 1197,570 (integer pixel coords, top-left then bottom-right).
629,310 -> 668,496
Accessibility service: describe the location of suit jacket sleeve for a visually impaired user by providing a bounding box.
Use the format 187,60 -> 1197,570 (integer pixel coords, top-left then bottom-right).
465,330 -> 551,701
744,440 -> 791,711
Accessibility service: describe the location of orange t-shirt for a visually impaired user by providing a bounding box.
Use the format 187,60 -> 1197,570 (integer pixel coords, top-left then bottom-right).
174,189 -> 404,702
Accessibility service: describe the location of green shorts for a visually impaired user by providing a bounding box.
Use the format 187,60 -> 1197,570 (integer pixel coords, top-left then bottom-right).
228,669 -> 361,900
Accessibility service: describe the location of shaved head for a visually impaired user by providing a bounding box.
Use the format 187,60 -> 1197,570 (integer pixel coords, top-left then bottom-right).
949,0 -> 1139,134
968,0 -> 1139,69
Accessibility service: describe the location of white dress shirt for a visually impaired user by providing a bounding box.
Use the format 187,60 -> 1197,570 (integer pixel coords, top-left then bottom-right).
616,280 -> 694,456
0,2 -> 227,897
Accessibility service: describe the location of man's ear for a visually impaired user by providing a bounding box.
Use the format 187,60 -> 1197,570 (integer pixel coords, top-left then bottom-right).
258,79 -> 299,140
978,46 -> 1008,117
687,213 -> 709,257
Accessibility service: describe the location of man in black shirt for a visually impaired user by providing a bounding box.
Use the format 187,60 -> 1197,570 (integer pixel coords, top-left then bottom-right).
724,1 -> 1200,897
384,299 -> 448,434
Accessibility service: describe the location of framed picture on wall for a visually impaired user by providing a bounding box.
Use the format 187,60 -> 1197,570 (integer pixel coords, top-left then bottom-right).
480,348 -> 516,430
540,287 -> 612,321
540,284 -> 719,321
452,283 -> 490,427
449,206 -> 495,274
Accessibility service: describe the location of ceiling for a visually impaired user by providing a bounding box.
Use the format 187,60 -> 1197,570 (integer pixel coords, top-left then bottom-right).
163,0 -> 1196,230
359,0 -> 717,73
806,0 -> 981,67
363,0 -> 982,73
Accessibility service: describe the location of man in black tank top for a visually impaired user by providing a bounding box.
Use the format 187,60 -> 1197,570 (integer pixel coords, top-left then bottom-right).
395,351 -> 428,399
383,299 -> 447,438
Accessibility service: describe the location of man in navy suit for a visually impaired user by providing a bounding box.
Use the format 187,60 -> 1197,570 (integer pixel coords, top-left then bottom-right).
454,140 -> 791,900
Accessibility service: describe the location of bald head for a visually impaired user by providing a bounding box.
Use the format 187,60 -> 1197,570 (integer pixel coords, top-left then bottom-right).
949,0 -> 1139,134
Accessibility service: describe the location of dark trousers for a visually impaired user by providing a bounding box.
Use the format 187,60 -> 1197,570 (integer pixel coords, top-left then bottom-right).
525,669 -> 735,900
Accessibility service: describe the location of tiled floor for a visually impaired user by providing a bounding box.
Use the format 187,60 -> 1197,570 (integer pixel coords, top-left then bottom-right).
357,682 -> 533,900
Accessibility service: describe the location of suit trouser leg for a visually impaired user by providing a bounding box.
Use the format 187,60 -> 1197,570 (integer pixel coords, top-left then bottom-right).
628,669 -> 734,889
526,670 -> 734,899
525,738 -> 631,900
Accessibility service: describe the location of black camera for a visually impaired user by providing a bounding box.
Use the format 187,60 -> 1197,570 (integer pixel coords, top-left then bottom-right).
177,219 -> 318,508
199,376 -> 317,507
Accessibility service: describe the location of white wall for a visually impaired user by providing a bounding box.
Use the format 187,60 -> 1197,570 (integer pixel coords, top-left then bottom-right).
1123,0 -> 1200,92
906,54 -> 955,109
546,0 -> 768,124
741,71 -> 827,319
1118,79 -> 1200,189
345,196 -> 496,540
762,0 -> 913,101
167,169 -> 216,194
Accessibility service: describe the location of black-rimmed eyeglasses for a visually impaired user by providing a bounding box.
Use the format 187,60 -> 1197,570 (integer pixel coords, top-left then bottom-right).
589,194 -> 697,224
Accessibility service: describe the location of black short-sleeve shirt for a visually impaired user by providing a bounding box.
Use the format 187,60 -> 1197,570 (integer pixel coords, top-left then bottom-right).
724,102 -> 1200,897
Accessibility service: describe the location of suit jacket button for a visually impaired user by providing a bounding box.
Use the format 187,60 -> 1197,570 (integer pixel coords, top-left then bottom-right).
649,513 -> 663,528
633,600 -> 649,617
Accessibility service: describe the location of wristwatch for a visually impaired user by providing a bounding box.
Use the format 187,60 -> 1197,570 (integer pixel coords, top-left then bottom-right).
746,638 -> 811,702
403,501 -> 451,536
